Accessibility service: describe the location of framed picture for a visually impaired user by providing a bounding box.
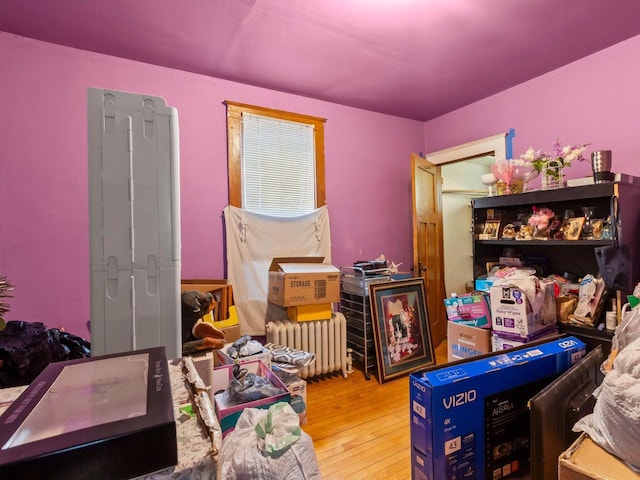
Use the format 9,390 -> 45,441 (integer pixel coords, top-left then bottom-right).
483,220 -> 501,239
591,218 -> 604,239
563,216 -> 585,240
369,278 -> 435,384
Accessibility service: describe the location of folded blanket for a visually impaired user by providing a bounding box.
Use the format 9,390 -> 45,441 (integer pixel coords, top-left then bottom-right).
264,343 -> 316,367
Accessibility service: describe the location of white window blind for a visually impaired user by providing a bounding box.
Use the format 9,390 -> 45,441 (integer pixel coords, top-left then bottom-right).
241,113 -> 316,217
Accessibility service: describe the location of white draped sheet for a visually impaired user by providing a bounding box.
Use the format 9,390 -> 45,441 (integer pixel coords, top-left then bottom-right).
223,205 -> 332,335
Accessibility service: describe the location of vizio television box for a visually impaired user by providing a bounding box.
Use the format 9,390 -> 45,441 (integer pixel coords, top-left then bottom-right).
410,337 -> 586,480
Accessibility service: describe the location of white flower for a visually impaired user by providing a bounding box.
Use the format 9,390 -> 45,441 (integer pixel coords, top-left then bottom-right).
522,147 -> 537,162
565,152 -> 579,163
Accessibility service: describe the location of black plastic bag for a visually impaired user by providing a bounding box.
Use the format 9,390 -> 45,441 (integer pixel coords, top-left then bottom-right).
595,196 -> 632,292
0,321 -> 65,387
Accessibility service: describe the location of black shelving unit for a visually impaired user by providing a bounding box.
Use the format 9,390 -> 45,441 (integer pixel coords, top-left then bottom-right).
472,179 -> 640,351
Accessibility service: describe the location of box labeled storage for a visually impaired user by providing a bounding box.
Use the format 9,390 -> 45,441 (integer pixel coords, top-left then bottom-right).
491,324 -> 559,351
490,281 -> 557,338
558,432 -> 640,480
213,360 -> 290,438
447,322 -> 492,361
444,292 -> 491,328
287,303 -> 332,322
215,342 -> 272,368
268,257 -> 340,307
410,337 -> 586,480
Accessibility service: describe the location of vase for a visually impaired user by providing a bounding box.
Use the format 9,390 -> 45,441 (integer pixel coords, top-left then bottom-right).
541,159 -> 564,190
591,150 -> 614,183
581,206 -> 596,239
496,179 -> 524,195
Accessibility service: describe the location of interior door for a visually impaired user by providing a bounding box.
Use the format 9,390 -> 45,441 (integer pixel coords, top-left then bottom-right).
412,153 -> 446,347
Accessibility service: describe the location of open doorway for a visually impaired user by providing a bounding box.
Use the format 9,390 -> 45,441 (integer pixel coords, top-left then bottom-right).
441,157 -> 493,296
424,132 -> 512,297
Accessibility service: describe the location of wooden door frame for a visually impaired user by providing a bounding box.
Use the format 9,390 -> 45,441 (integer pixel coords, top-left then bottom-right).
425,132 -> 509,165
420,132 -> 511,342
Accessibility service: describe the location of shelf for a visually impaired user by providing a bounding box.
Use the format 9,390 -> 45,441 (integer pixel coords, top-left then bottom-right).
475,239 -> 612,247
559,323 -> 614,355
472,183 -> 615,209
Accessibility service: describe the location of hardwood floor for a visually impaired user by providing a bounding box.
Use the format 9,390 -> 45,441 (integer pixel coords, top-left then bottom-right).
303,340 -> 448,479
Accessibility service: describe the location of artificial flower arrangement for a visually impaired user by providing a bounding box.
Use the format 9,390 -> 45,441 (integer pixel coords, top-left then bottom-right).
489,139 -> 589,195
520,139 -> 589,182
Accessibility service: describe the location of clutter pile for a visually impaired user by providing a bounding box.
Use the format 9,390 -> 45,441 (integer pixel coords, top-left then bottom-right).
573,287 -> 640,472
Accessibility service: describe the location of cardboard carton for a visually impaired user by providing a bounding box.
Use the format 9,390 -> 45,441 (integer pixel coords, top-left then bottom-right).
268,257 -> 340,307
491,324 -> 559,351
558,432 -> 640,480
447,322 -> 492,362
490,281 -> 557,338
273,370 -> 307,424
215,342 -> 272,368
444,292 -> 491,328
181,279 -> 234,322
287,303 -> 332,322
212,360 -> 290,438
410,337 -> 586,480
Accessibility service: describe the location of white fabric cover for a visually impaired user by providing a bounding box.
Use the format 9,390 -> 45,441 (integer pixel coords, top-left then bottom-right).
574,336 -> 640,471
218,404 -> 321,480
223,205 -> 332,335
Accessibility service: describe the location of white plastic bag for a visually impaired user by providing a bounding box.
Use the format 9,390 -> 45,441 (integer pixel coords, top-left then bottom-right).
218,402 -> 321,480
601,304 -> 640,373
574,336 -> 640,471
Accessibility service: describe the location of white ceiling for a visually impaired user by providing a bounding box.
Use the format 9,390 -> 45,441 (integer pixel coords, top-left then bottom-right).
2,0 -> 640,121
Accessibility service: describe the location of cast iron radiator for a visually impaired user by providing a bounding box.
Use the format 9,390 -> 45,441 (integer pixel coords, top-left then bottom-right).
265,313 -> 348,379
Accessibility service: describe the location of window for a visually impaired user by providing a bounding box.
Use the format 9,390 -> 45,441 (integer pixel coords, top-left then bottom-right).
226,101 -> 326,216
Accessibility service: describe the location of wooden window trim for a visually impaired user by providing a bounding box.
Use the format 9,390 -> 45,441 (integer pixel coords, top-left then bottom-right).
225,101 -> 326,208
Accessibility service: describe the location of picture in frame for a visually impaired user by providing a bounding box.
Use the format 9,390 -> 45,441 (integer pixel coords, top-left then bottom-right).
483,220 -> 501,240
564,216 -> 585,240
369,278 -> 435,384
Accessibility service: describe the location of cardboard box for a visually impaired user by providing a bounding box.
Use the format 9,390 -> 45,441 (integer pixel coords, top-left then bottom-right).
491,324 -> 559,351
410,337 -> 586,480
0,347 -> 177,480
190,350 -> 218,403
447,322 -> 492,362
287,303 -> 332,322
274,370 -> 307,425
268,257 -> 340,307
222,322 -> 242,343
444,292 -> 491,328
181,279 -> 234,322
215,342 -> 272,368
490,281 -> 557,338
558,432 -> 640,480
213,360 -> 290,438
475,277 -> 494,292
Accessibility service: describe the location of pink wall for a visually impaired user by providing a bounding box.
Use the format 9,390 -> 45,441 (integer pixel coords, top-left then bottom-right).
4,32 -> 639,339
425,35 -> 640,185
0,33 -> 424,337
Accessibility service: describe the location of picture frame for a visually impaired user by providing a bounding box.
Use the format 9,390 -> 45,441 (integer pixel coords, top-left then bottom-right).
483,220 -> 501,240
563,216 -> 585,240
591,218 -> 604,240
369,278 -> 435,384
